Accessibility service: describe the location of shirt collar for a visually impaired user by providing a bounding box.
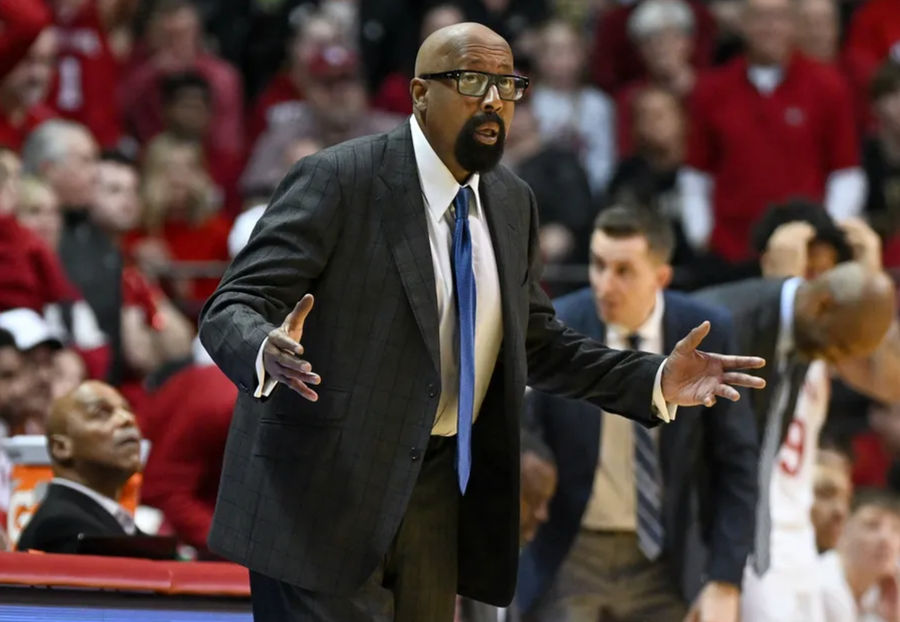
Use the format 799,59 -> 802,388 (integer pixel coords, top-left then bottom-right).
608,290 -> 666,345
50,477 -> 135,534
777,277 -> 803,364
409,115 -> 482,224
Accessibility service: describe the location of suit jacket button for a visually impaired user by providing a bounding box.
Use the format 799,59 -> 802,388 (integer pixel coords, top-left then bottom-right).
427,384 -> 437,398
410,448 -> 421,461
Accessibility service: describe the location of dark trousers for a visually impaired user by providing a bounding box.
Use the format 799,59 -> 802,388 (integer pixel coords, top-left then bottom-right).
250,435 -> 460,622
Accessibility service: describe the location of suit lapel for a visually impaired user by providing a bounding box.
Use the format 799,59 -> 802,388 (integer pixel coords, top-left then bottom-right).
480,171 -> 519,348
51,484 -> 127,534
377,124 -> 441,374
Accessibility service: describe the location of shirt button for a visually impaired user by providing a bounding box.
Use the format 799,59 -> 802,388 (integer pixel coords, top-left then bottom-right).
427,384 -> 437,398
409,448 -> 421,461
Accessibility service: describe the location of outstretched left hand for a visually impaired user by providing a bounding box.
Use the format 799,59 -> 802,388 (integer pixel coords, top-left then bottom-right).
662,321 -> 766,407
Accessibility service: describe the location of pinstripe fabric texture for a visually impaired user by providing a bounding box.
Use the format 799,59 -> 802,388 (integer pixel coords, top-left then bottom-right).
198,122 -> 666,606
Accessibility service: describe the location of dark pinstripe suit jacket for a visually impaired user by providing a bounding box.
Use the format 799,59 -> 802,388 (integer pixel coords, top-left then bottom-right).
198,121 -> 665,606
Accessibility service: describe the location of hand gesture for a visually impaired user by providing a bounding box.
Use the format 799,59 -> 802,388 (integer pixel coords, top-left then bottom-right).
661,321 -> 766,407
760,221 -> 816,278
262,294 -> 321,401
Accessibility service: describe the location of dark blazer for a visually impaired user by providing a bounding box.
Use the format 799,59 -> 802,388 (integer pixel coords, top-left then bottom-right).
17,483 -> 128,554
517,289 -> 759,612
198,122 -> 666,605
693,278 -> 809,446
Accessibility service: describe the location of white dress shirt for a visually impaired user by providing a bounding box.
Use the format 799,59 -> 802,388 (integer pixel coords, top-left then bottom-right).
254,117 -> 675,424
50,477 -> 137,535
583,292 -> 665,531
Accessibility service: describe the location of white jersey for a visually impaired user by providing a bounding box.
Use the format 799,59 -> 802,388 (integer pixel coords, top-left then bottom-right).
742,360 -> 831,622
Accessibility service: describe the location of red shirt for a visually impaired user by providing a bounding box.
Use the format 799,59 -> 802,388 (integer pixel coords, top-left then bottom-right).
139,364 -> 237,550
120,53 -> 244,159
590,0 -> 716,95
0,0 -> 52,80
0,102 -> 56,150
50,0 -> 122,147
246,71 -> 303,148
0,213 -> 110,377
687,54 -> 859,261
371,72 -> 413,116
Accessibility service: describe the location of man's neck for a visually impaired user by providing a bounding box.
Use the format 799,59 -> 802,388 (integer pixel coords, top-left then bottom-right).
840,552 -> 876,603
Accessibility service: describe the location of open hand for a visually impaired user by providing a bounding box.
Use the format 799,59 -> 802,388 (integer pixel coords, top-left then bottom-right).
662,321 -> 766,407
262,294 -> 321,401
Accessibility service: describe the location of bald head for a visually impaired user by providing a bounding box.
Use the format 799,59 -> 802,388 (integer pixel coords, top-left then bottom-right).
415,22 -> 510,77
47,381 -> 141,489
795,262 -> 897,362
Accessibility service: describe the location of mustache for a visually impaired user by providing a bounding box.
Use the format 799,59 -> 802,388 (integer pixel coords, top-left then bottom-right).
464,111 -> 506,135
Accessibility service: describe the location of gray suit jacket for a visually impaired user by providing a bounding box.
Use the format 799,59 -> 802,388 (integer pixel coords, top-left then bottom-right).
198,122 -> 665,605
693,278 -> 808,445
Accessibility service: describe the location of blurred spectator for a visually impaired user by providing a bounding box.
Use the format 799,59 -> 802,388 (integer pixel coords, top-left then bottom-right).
242,44 -> 400,198
811,446 -> 853,553
795,0 -> 841,64
615,0 -> 696,156
607,86 -> 695,268
530,19 -> 615,196
865,60 -> 900,267
752,199 -> 854,280
0,308 -> 62,435
159,71 -> 240,213
120,0 -> 243,159
52,347 -> 86,400
0,0 -> 52,80
820,493 -> 900,621
681,0 -> 863,264
49,0 -> 135,148
16,380 -> 143,553
130,134 -> 229,305
372,3 -> 465,116
140,363 -> 237,554
844,0 -> 900,134
590,0 -> 716,94
0,154 -> 108,378
246,10 -> 341,146
93,150 -> 194,410
502,104 -> 593,273
0,27 -> 58,151
14,176 -> 61,251
358,0 -> 422,96
23,119 -> 124,384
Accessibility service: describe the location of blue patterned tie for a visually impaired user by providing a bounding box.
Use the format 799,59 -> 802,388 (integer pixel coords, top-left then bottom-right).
628,333 -> 665,560
452,186 -> 476,494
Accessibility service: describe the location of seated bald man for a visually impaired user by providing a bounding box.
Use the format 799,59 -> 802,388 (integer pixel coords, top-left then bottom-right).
199,21 -> 766,622
16,381 -> 143,554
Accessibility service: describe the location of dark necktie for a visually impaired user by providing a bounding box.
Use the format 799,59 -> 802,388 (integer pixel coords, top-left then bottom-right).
452,186 -> 476,494
753,354 -> 800,575
628,333 -> 664,560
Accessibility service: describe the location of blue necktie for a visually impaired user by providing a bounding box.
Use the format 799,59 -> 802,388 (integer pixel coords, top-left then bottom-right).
628,333 -> 665,560
452,186 -> 476,494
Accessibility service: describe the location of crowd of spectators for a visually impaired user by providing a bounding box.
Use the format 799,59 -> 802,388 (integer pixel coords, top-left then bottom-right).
3,0 -> 900,619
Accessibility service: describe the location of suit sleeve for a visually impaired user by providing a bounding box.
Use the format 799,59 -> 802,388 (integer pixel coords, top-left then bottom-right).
703,314 -> 759,585
198,152 -> 344,393
522,187 -> 664,426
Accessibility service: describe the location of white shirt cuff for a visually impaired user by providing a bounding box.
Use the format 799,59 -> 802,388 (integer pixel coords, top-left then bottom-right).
652,360 -> 677,423
254,337 -> 278,398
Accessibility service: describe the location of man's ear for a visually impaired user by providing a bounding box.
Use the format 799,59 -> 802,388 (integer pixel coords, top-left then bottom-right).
410,78 -> 427,111
657,263 -> 673,289
49,434 -> 73,463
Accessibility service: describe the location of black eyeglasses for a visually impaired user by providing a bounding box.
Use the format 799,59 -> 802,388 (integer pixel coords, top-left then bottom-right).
418,70 -> 530,101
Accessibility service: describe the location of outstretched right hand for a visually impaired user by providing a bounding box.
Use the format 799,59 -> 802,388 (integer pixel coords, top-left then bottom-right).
262,294 -> 321,401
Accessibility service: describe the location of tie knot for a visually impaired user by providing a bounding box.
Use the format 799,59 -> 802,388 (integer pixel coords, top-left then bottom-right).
453,186 -> 471,222
626,333 -> 642,350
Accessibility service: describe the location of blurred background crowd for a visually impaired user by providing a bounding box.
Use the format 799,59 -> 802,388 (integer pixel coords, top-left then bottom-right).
4,0 -> 900,619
